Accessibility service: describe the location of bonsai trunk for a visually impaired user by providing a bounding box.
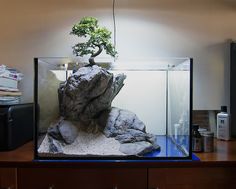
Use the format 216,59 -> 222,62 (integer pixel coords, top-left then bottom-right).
89,44 -> 103,66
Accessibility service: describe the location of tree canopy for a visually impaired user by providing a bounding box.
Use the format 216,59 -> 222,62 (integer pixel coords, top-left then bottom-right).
70,17 -> 117,66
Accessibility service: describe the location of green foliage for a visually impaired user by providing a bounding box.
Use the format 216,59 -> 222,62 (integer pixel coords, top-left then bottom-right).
70,17 -> 117,65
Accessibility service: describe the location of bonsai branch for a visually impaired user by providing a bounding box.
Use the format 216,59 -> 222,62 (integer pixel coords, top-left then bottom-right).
89,44 -> 104,65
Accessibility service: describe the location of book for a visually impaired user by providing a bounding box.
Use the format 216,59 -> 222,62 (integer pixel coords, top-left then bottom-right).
0,86 -> 19,92
0,77 -> 18,89
0,90 -> 22,96
0,96 -> 20,100
0,73 -> 22,81
0,65 -> 23,81
0,96 -> 20,105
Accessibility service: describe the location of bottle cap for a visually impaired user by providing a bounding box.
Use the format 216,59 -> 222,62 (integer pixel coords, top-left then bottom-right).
201,131 -> 214,137
221,106 -> 227,112
192,124 -> 199,130
198,128 -> 207,134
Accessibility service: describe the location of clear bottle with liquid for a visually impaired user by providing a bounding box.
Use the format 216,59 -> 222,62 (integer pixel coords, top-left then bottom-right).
217,106 -> 230,140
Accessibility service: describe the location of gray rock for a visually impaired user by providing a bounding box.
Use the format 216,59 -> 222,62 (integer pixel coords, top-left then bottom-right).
47,118 -> 78,144
98,107 -> 146,138
146,134 -> 161,151
48,136 -> 63,153
58,120 -> 78,144
47,125 -> 61,139
58,65 -> 126,123
80,73 -> 126,122
58,65 -> 112,119
47,119 -> 63,141
119,141 -> 154,156
126,129 -> 147,137
115,134 -> 135,143
115,129 -> 146,143
98,107 -> 160,155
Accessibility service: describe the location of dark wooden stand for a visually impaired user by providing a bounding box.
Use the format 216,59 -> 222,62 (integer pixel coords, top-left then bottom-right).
0,139 -> 236,189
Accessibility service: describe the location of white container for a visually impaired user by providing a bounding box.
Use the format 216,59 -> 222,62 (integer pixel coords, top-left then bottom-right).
217,106 -> 230,140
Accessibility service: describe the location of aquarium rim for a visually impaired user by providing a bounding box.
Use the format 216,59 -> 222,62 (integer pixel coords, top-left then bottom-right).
34,56 -> 192,71
33,57 -> 193,162
34,56 -> 192,60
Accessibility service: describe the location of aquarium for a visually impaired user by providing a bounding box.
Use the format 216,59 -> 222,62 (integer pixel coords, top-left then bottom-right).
34,57 -> 192,160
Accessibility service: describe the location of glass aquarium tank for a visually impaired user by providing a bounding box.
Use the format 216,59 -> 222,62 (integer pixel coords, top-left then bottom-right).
34,57 -> 192,160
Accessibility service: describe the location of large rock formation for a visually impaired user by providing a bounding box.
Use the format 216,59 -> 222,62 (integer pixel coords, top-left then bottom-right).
40,65 -> 161,156
58,65 -> 126,124
98,107 -> 160,155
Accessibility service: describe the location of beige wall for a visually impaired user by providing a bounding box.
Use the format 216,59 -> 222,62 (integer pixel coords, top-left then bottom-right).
0,0 -> 235,110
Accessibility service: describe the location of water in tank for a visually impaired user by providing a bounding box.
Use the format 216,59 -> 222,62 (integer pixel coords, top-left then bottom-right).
34,57 -> 192,160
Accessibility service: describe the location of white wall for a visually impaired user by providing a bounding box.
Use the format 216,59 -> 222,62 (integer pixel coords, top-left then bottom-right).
0,0 -> 235,110
112,70 -> 167,135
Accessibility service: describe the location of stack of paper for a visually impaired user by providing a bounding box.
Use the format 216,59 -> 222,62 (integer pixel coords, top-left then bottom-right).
0,65 -> 23,105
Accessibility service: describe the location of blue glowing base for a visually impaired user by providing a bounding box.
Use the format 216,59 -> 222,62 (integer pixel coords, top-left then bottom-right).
145,135 -> 189,158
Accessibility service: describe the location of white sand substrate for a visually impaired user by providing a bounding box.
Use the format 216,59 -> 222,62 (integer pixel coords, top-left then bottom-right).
38,130 -> 125,156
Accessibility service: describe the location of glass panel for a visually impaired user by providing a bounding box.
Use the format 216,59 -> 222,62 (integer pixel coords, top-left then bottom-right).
35,57 -> 191,160
167,59 -> 191,156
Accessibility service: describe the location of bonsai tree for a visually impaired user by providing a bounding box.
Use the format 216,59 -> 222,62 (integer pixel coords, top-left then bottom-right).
70,17 -> 117,66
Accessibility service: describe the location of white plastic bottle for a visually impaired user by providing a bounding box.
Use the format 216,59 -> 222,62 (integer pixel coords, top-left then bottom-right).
217,106 -> 230,140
